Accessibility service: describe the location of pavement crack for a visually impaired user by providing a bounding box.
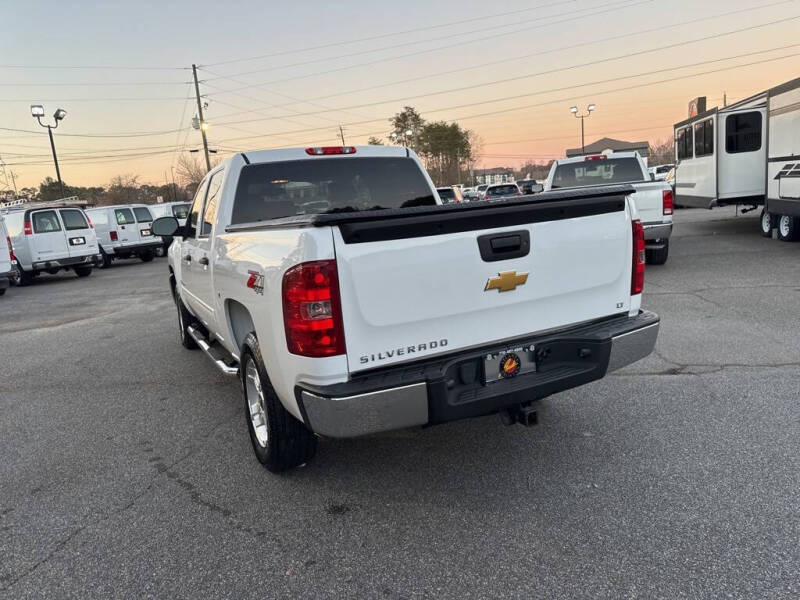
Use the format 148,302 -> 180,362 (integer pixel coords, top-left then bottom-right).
0,526 -> 86,592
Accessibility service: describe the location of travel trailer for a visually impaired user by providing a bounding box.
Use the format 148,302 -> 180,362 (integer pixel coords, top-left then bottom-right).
673,78 -> 800,240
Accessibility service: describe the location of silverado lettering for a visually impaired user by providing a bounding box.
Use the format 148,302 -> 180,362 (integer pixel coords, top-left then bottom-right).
360,339 -> 449,364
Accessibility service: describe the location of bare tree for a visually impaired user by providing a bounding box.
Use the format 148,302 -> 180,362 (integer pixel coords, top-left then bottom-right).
175,153 -> 217,196
649,137 -> 675,166
367,136 -> 384,145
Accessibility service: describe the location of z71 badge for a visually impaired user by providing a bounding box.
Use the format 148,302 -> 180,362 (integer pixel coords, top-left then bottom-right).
246,270 -> 264,295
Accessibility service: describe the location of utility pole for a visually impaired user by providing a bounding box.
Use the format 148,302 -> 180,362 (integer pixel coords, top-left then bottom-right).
723,91 -> 727,107
339,125 -> 346,145
170,167 -> 178,201
192,64 -> 211,173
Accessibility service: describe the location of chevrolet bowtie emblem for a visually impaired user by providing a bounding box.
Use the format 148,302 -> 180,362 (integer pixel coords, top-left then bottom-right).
484,270 -> 529,293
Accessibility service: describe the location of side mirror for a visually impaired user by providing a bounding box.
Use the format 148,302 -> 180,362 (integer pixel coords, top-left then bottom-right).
151,216 -> 180,237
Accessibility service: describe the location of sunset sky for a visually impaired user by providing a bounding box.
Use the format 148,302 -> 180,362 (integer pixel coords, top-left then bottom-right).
1,0 -> 798,189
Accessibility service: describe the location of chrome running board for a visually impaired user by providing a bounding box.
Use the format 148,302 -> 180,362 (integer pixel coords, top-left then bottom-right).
187,324 -> 239,376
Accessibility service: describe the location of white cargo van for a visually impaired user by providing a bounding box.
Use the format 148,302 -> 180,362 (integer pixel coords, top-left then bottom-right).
85,204 -> 162,267
2,204 -> 101,285
150,201 -> 190,226
0,216 -> 12,295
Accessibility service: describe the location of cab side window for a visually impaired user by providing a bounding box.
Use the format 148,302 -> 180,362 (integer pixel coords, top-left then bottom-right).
200,170 -> 223,237
186,179 -> 209,238
32,210 -> 62,233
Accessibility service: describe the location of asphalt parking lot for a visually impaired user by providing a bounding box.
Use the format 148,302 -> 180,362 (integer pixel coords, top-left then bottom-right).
1,206 -> 799,599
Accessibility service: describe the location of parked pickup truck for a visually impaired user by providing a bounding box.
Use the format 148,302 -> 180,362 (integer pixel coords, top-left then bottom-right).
152,145 -> 659,472
544,152 -> 674,264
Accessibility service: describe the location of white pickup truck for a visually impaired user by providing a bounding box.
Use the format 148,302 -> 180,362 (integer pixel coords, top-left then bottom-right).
544,152 -> 674,264
152,145 -> 659,472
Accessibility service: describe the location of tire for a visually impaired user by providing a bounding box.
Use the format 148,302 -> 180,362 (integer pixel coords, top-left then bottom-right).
175,294 -> 199,350
74,266 -> 92,278
0,288 -> 5,296
99,248 -> 112,268
241,332 -> 317,473
760,209 -> 775,238
140,250 -> 154,263
11,264 -> 33,286
645,239 -> 669,265
777,215 -> 799,242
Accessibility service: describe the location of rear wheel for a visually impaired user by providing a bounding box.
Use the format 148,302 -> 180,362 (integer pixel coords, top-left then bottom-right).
140,250 -> 154,263
760,209 -> 775,237
0,288 -> 5,296
241,333 -> 317,473
74,266 -> 92,278
777,215 -> 799,242
176,295 -> 198,350
11,264 -> 33,286
99,248 -> 112,268
645,239 -> 669,265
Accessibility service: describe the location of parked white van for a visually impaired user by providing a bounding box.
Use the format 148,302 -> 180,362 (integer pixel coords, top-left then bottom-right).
150,201 -> 190,226
2,204 -> 101,285
85,204 -> 162,267
0,216 -> 12,295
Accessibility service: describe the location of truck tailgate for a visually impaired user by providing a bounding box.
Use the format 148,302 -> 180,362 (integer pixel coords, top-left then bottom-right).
332,193 -> 633,373
629,182 -> 666,224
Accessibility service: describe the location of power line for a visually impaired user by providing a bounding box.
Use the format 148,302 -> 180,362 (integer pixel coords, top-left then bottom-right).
0,64 -> 187,71
0,80 -> 189,87
210,30 -> 800,128
212,48 -> 800,143
0,125 -> 191,138
203,0 -> 647,87
202,0 -> 578,67
240,0 -> 791,111
0,95 -> 189,103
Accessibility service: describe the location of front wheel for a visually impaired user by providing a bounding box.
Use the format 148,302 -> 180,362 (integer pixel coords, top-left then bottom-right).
777,215 -> 799,242
760,209 -> 776,237
176,295 -> 198,350
74,266 -> 92,278
645,239 -> 669,265
241,333 -> 317,473
99,248 -> 112,268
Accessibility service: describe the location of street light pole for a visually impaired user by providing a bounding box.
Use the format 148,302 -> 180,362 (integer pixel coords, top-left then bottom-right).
570,104 -> 596,155
46,125 -> 63,198
31,105 -> 67,198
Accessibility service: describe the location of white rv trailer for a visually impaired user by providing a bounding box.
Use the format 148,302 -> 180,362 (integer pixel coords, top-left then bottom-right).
672,77 -> 800,240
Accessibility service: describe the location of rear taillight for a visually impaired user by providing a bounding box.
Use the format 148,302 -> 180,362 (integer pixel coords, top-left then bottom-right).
631,220 -> 645,295
585,155 -> 607,161
23,221 -> 32,235
282,260 -> 346,357
85,215 -> 94,228
305,146 -> 356,156
5,236 -> 13,261
110,231 -> 118,241
662,189 -> 674,216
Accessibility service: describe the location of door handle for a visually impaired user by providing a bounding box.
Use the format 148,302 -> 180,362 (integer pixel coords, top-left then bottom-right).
183,254 -> 192,262
477,230 -> 530,262
198,257 -> 209,266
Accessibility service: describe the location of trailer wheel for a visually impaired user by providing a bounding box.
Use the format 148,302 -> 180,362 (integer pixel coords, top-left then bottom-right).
645,239 -> 669,265
777,215 -> 799,242
760,209 -> 775,237
241,332 -> 317,473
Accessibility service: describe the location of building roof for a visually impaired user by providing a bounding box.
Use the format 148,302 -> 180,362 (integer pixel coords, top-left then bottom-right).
565,137 -> 649,157
477,167 -> 515,174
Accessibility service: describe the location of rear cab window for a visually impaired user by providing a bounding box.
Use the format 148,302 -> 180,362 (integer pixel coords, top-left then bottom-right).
437,188 -> 455,202
59,209 -> 89,231
551,158 -> 646,188
231,157 -> 435,224
115,209 -> 136,225
488,185 -> 518,195
32,210 -> 62,233
132,207 -> 153,223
